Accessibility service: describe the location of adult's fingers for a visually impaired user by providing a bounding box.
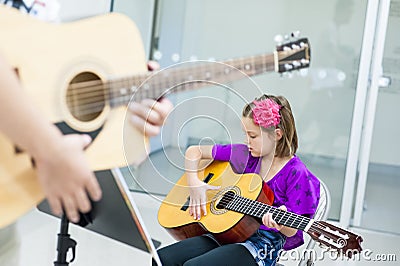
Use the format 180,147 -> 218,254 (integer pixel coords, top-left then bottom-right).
150,98 -> 173,121
62,196 -> 80,223
74,189 -> 92,214
129,101 -> 162,125
85,174 -> 102,202
48,196 -> 62,217
129,115 -> 161,137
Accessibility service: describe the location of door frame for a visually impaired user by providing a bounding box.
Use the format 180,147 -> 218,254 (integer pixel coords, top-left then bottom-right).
339,0 -> 391,228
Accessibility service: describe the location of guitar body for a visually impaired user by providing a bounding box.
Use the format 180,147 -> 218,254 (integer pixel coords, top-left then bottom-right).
159,161 -> 364,256
158,161 -> 274,244
0,6 -> 149,228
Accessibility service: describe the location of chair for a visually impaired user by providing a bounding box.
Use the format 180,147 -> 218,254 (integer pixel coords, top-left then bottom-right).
276,179 -> 331,266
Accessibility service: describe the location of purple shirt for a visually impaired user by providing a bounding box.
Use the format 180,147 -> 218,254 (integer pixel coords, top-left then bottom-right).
212,144 -> 320,250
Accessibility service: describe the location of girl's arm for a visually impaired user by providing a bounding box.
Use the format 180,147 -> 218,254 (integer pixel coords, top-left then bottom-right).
184,145 -> 219,220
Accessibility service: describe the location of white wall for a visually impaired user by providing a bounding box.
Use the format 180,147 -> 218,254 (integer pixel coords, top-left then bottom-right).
58,0 -> 110,21
156,0 -> 372,162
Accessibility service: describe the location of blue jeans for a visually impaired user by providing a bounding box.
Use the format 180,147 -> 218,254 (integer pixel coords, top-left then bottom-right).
240,229 -> 286,266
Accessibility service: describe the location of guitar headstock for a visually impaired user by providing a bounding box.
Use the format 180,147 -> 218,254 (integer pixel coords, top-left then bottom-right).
274,37 -> 311,73
308,221 -> 363,258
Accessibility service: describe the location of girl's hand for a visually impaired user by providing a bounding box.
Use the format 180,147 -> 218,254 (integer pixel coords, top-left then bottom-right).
188,178 -> 220,220
262,205 -> 287,231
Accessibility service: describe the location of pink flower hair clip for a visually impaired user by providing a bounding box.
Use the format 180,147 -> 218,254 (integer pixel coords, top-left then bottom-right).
252,98 -> 281,128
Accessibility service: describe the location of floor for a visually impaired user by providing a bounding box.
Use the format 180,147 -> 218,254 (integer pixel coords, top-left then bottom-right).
0,192 -> 399,266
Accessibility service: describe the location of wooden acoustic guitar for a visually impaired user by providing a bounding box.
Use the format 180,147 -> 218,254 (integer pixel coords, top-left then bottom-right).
0,5 -> 310,228
158,161 -> 363,257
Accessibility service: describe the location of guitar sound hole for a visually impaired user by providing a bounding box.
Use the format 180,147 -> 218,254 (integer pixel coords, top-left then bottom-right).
66,72 -> 105,122
210,186 -> 240,215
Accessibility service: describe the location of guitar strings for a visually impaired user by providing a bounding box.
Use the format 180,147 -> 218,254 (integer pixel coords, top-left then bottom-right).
219,193 -> 311,230
218,192 -> 353,251
219,193 -> 338,236
60,45 -> 307,117
63,42 -> 304,105
61,55 -> 276,117
65,54 -> 274,94
66,56 -> 273,108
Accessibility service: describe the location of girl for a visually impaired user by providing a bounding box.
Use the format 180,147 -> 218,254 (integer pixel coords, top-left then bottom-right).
156,94 -> 320,266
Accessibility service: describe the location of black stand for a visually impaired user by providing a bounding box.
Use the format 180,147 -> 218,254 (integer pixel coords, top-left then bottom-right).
54,215 -> 77,266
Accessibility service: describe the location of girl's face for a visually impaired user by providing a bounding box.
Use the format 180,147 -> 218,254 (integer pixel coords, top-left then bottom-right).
241,117 -> 277,158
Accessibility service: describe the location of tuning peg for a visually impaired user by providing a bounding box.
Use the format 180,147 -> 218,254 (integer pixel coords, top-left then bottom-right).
274,34 -> 284,44
292,61 -> 301,68
284,64 -> 294,71
299,41 -> 308,48
291,31 -> 300,38
291,44 -> 300,50
300,59 -> 310,65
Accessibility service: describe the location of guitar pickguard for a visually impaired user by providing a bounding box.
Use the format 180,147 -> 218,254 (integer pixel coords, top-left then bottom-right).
55,121 -> 103,141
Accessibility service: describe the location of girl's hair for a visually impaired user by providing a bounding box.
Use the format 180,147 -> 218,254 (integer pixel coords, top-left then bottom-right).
242,94 -> 298,157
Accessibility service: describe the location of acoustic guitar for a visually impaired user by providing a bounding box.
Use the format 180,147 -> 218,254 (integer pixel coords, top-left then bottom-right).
158,161 -> 363,257
0,5 -> 310,228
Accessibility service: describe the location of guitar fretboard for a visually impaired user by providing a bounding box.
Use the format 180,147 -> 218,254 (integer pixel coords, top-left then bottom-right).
219,192 -> 311,231
107,53 -> 275,107
65,38 -> 309,119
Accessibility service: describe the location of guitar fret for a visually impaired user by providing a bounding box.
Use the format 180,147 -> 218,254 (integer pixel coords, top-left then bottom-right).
225,194 -> 313,232
277,211 -> 287,224
283,212 -> 295,226
261,203 -> 272,218
250,56 -> 255,75
290,215 -> 302,228
234,196 -> 246,213
298,217 -> 310,231
238,197 -> 249,213
253,202 -> 263,218
272,208 -> 283,222
253,197 -> 264,217
253,200 -> 265,217
106,51 -> 281,108
233,196 -> 243,212
242,197 -> 252,215
249,198 -> 260,216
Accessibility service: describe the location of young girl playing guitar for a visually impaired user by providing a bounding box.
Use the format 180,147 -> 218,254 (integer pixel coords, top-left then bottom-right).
156,94 -> 320,266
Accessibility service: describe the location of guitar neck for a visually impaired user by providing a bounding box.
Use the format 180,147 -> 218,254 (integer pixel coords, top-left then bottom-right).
66,37 -> 310,112
219,192 -> 312,232
107,53 -> 275,107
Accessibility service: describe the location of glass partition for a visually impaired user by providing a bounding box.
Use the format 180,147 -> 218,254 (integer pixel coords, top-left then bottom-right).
128,0 -> 369,221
